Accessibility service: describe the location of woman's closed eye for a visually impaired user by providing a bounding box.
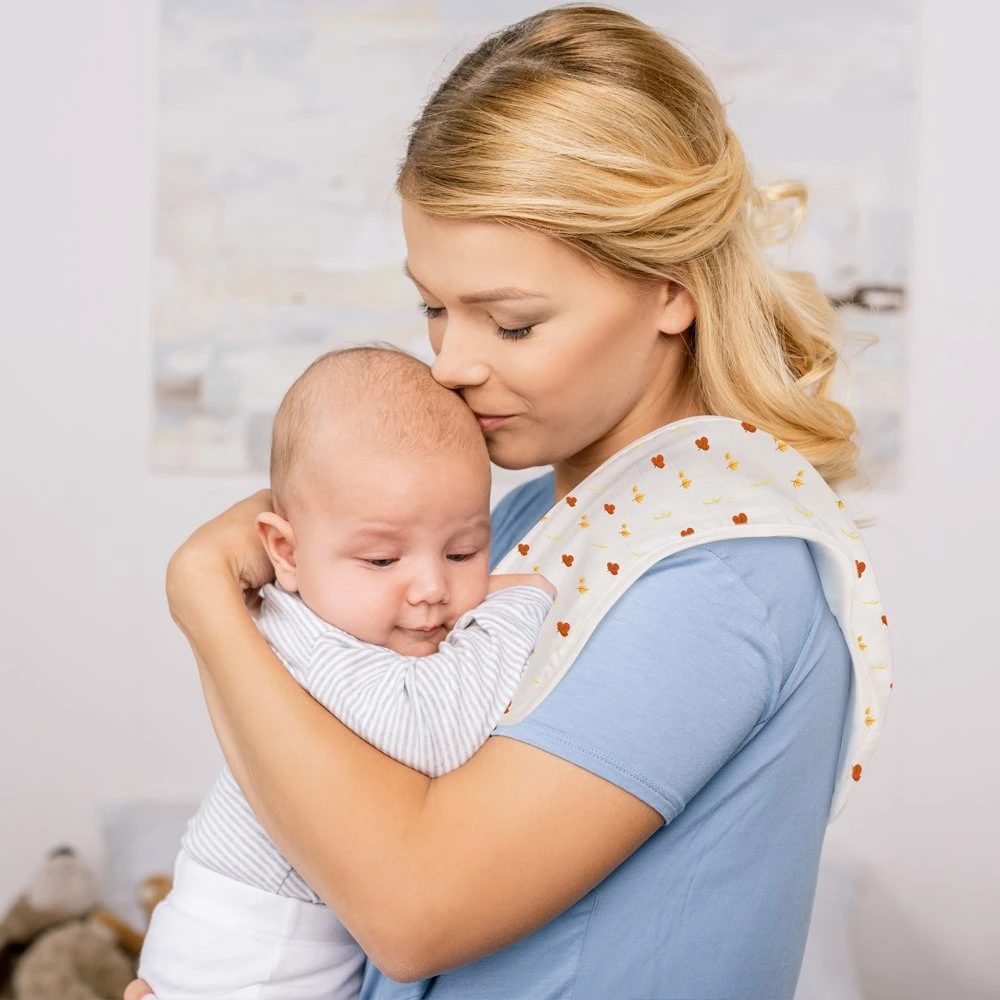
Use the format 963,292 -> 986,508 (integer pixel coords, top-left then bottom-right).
494,322 -> 533,341
418,302 -> 534,341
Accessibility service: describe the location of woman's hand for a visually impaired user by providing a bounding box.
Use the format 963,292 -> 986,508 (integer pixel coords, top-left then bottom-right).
123,979 -> 154,1000
166,489 -> 276,633
488,571 -> 557,601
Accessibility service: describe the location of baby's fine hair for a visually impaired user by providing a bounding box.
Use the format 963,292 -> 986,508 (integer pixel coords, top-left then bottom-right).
397,4 -> 859,487
269,345 -> 486,516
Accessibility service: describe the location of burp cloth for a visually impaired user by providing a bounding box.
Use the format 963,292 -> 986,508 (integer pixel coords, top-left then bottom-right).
495,416 -> 892,817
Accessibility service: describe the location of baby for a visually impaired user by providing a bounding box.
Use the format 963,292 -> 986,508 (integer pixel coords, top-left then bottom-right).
139,347 -> 555,1000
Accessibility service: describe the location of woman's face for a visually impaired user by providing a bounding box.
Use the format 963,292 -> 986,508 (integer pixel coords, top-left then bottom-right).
401,202 -> 698,489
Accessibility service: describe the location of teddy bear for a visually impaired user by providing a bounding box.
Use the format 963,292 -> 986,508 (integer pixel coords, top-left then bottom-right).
0,846 -> 170,1000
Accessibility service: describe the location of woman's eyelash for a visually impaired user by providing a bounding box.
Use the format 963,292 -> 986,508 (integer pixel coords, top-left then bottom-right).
418,302 -> 532,340
496,324 -> 533,340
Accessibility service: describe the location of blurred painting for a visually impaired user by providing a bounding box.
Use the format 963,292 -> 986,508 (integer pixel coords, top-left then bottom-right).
151,0 -> 914,487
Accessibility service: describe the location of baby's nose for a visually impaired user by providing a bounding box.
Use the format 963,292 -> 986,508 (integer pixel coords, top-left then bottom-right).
407,563 -> 449,605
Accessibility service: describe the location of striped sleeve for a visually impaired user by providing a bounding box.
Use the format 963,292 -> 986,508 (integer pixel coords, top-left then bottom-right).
303,586 -> 553,777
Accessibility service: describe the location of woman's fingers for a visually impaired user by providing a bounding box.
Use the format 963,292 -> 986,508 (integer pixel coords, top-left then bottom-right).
166,490 -> 277,624
123,979 -> 155,1000
224,489 -> 277,593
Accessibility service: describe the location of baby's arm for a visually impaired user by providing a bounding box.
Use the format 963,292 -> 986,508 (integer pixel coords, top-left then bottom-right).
303,583 -> 554,777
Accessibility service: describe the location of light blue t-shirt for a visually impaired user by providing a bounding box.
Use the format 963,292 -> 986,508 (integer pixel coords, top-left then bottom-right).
361,470 -> 851,1000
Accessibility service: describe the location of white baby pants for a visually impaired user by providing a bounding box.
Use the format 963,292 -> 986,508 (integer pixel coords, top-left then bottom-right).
138,848 -> 365,1000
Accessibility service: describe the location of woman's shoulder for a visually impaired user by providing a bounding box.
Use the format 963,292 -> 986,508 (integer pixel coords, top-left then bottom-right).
694,535 -> 824,606
630,534 -> 830,675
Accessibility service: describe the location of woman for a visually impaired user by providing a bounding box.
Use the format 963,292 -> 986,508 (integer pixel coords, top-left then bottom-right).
129,6 -> 869,997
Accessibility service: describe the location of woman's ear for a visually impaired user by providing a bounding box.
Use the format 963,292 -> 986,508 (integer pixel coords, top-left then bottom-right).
256,512 -> 299,592
657,281 -> 697,336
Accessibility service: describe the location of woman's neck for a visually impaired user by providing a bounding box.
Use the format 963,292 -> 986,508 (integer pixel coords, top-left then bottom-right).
553,391 -> 704,499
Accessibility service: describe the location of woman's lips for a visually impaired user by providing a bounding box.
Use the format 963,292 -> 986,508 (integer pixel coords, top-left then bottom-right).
474,413 -> 514,432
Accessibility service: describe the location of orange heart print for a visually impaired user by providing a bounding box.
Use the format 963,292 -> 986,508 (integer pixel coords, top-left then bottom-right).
680,527 -> 694,537
604,503 -> 615,514
517,543 -> 529,556
556,621 -> 571,637
565,496 -> 577,507
856,560 -> 866,578
695,436 -> 710,451
651,454 -> 665,468
562,554 -> 574,567
741,421 -> 757,433
732,512 -> 748,525
607,562 -> 620,575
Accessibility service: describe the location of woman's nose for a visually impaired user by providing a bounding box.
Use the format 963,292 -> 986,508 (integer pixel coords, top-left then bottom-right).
430,325 -> 491,390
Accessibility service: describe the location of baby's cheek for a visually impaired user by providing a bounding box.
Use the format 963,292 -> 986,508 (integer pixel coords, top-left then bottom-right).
452,572 -> 490,624
300,569 -> 379,637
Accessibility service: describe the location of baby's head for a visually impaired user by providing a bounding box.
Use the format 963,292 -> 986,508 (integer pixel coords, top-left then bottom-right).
258,346 -> 493,656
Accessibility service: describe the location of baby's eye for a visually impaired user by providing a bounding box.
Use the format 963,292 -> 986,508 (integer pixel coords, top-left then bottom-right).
367,558 -> 398,568
446,552 -> 476,562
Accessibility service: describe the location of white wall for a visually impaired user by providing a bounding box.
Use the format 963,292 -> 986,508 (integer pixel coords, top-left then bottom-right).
1,2 -> 997,997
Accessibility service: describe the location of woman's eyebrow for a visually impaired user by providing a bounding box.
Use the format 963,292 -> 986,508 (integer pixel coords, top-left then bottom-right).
457,287 -> 547,304
403,262 -> 547,303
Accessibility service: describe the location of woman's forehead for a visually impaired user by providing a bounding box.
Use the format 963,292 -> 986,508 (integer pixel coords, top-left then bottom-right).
400,205 -> 606,298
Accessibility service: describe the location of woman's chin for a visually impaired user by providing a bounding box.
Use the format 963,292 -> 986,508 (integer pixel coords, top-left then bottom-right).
485,442 -> 549,471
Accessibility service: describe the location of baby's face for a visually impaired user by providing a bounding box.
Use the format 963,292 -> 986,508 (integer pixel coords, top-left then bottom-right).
287,449 -> 492,656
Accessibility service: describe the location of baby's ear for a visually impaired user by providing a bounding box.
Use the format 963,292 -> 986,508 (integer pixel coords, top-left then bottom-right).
256,512 -> 299,592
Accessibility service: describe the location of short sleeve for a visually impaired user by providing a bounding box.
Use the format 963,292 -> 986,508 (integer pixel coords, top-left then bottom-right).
494,543 -> 784,822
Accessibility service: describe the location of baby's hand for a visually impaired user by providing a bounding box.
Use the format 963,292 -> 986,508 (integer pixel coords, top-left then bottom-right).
488,572 -> 557,600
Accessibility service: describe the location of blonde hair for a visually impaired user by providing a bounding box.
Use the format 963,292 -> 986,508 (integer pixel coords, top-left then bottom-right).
397,5 -> 858,487
270,346 -> 487,516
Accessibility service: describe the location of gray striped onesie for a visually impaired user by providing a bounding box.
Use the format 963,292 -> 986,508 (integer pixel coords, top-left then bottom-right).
182,582 -> 553,902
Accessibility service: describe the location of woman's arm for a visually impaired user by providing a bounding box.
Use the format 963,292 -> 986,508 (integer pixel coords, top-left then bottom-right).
168,494 -> 663,982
